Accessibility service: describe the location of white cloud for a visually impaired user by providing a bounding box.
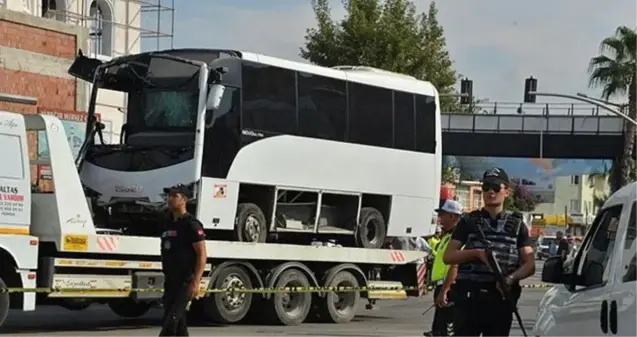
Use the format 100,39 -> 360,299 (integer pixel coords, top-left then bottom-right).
174,0 -> 635,109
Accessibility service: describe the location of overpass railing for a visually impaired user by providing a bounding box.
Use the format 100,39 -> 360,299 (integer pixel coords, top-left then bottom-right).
441,114 -> 625,135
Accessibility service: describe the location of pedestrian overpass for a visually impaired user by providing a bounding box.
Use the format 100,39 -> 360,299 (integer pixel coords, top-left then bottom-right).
441,102 -> 627,159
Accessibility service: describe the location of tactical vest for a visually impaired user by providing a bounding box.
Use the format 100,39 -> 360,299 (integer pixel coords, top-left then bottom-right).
456,210 -> 523,283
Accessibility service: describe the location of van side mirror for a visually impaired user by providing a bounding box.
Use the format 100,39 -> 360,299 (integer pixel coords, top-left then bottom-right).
206,84 -> 225,110
542,256 -> 565,283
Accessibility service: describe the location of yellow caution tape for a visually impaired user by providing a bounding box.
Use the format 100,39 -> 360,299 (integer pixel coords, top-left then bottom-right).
0,283 -> 553,294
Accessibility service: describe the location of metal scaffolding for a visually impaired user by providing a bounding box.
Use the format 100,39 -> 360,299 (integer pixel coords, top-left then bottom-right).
42,0 -> 175,56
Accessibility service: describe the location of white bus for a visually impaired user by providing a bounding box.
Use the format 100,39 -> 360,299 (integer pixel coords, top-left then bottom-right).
69,49 -> 442,248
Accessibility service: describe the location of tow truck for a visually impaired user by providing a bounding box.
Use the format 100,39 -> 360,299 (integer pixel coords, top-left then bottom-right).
0,110 -> 428,328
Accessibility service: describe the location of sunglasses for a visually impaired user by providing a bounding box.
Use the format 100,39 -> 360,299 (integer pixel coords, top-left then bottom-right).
481,183 -> 502,193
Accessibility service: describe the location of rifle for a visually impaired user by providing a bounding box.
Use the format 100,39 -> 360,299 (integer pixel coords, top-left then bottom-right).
474,223 -> 528,337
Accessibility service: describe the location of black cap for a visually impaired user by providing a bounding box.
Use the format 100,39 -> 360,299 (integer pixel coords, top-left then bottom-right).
163,184 -> 191,198
482,167 -> 510,186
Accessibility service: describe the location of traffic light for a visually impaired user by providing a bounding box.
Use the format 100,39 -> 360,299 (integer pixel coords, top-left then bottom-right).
524,76 -> 538,103
460,78 -> 473,105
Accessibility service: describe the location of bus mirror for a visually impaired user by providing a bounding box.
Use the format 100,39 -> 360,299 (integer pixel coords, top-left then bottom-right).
207,84 -> 225,110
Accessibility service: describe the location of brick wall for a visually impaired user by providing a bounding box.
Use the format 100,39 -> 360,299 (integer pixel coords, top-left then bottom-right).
0,9 -> 88,191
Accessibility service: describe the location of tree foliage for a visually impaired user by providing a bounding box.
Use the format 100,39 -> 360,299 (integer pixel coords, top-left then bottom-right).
588,26 -> 637,192
301,0 -> 459,112
504,184 -> 536,212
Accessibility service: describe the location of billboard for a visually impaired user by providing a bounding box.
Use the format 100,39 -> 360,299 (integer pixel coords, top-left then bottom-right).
445,156 -> 611,204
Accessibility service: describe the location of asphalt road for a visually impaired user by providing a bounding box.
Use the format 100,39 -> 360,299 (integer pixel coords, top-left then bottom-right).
1,261 -> 548,336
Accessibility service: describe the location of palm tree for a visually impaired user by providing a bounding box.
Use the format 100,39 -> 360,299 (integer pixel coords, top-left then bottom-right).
588,26 -> 636,193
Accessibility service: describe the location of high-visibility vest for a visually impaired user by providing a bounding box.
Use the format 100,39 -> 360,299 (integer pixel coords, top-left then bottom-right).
431,233 -> 453,282
428,237 -> 440,251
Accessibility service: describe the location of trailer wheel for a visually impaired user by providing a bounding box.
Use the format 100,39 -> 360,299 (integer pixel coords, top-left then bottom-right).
356,207 -> 386,249
266,269 -> 312,325
235,203 -> 267,243
202,265 -> 253,324
108,298 -> 151,318
0,277 -> 9,328
316,271 -> 360,323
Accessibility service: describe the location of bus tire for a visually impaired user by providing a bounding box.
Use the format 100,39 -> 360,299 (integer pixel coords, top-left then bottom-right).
0,277 -> 9,328
203,265 -> 253,324
316,270 -> 360,323
235,203 -> 268,243
356,207 -> 386,249
266,269 -> 312,326
108,298 -> 151,318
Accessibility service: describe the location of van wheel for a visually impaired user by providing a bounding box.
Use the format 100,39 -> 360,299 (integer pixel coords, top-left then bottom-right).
202,265 -> 253,324
108,298 -> 151,318
0,277 -> 9,328
235,203 -> 267,243
316,271 -> 360,323
266,269 -> 312,325
355,207 -> 386,249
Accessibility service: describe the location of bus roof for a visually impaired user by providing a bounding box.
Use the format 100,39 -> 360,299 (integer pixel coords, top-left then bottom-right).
240,51 -> 438,97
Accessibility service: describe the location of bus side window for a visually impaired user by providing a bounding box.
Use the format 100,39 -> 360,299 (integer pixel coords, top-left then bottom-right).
393,91 -> 415,151
347,82 -> 392,147
415,94 -> 436,153
622,201 -> 636,283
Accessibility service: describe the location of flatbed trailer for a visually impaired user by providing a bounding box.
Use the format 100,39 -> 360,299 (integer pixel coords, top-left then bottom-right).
0,111 -> 428,328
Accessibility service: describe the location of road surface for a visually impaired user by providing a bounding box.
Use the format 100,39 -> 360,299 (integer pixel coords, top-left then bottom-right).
1,261 -> 548,336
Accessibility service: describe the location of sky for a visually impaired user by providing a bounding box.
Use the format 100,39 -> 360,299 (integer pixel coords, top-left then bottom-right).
144,0 -> 635,114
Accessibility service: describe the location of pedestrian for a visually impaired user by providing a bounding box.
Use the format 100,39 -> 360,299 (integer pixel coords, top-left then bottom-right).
555,231 -> 570,260
159,184 -> 207,336
423,199 -> 463,337
443,167 -> 536,336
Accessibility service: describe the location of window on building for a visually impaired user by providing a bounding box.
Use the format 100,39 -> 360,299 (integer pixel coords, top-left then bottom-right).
297,72 -> 347,141
89,0 -> 113,56
570,199 -> 581,213
455,189 -> 469,210
472,190 -> 482,210
42,0 -> 65,21
241,62 -> 297,135
347,83 -> 393,147
571,175 -> 580,185
393,91 -> 415,151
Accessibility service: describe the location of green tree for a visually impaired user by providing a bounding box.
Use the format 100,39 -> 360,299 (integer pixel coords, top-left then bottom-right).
504,184 -> 536,212
301,0 -> 459,112
588,26 -> 637,193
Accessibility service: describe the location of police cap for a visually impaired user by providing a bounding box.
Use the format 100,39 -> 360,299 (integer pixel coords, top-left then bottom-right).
163,184 -> 192,198
482,167 -> 510,186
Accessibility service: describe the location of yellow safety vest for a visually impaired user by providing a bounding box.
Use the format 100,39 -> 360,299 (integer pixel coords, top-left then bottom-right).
431,233 -> 453,282
429,237 -> 440,251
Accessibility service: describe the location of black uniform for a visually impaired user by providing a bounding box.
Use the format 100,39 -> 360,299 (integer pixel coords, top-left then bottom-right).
450,209 -> 532,336
160,213 -> 206,336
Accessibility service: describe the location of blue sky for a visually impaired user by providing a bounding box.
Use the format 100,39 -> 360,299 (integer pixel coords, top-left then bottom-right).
144,0 -> 635,111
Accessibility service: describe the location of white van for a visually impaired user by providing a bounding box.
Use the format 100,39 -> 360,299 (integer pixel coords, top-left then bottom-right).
534,182 -> 636,336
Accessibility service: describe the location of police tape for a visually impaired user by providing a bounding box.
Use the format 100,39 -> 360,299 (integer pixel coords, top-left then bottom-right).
0,283 -> 554,294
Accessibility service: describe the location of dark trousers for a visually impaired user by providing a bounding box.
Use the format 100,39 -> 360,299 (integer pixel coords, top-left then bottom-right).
159,278 -> 190,336
452,283 -> 520,336
431,285 -> 454,336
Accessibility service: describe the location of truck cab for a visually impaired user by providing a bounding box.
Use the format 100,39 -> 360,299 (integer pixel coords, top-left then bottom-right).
534,182 -> 636,336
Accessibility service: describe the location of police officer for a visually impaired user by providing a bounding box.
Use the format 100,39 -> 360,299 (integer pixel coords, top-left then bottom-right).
424,199 -> 463,337
160,184 -> 207,336
443,168 -> 536,336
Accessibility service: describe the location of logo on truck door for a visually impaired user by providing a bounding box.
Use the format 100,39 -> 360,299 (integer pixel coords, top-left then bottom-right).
63,234 -> 89,252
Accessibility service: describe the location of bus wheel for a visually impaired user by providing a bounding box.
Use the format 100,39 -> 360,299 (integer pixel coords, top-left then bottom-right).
356,207 -> 386,249
203,265 -> 253,324
108,298 -> 151,318
266,269 -> 312,325
235,203 -> 267,243
0,277 -> 9,328
316,271 -> 360,323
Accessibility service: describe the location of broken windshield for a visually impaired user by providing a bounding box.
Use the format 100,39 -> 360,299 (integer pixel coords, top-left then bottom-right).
142,89 -> 199,128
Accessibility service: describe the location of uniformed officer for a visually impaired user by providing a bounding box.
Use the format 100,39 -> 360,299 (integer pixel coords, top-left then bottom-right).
160,184 -> 207,336
424,199 -> 462,337
443,168 -> 535,336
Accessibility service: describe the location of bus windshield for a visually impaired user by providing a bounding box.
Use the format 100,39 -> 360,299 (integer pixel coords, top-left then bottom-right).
142,89 -> 199,128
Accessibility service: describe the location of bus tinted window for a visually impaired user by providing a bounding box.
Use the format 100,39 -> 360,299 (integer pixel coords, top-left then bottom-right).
242,62 -> 297,134
415,94 -> 436,153
393,91 -> 415,150
348,83 -> 393,147
297,72 -> 347,141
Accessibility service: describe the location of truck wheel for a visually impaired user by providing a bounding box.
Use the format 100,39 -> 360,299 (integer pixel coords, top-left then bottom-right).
0,277 -> 9,328
202,265 -> 253,324
316,271 -> 360,323
355,207 -> 386,249
235,203 -> 267,243
266,269 -> 312,325
108,298 -> 151,318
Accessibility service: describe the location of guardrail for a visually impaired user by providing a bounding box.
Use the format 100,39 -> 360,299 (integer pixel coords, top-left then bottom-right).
441,114 -> 625,135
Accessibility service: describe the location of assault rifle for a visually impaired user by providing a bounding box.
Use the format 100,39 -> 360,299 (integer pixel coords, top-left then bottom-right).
474,223 -> 528,337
